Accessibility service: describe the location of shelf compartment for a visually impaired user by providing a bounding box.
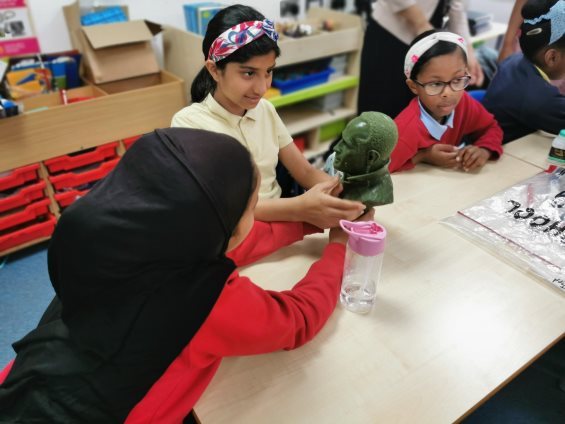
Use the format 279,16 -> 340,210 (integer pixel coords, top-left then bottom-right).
0,181 -> 47,214
0,214 -> 56,255
44,141 -> 119,173
0,198 -> 51,232
54,189 -> 89,209
268,75 -> 358,108
0,164 -> 40,191
278,105 -> 356,136
49,158 -> 120,192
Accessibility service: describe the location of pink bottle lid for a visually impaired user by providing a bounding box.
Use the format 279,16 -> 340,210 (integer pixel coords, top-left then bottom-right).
339,220 -> 387,256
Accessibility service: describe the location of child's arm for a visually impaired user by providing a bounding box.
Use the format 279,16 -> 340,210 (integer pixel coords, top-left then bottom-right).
254,178 -> 365,229
464,95 -> 504,158
227,220 -> 321,267
192,242 -> 346,357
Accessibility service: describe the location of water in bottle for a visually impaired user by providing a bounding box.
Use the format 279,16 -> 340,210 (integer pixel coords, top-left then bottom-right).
339,220 -> 386,314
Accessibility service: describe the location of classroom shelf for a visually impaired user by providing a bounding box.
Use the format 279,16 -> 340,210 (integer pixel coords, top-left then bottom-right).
268,75 -> 358,108
278,105 -> 356,136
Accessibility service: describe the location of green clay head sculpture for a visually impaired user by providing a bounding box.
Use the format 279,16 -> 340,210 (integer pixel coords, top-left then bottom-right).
332,112 -> 398,208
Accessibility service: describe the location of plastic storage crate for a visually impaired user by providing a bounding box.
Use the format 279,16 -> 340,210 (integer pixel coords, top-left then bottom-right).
0,164 -> 40,191
44,142 -> 118,173
0,215 -> 56,254
0,198 -> 51,232
0,181 -> 46,214
123,135 -> 142,150
272,68 -> 334,94
49,158 -> 120,192
55,189 -> 89,209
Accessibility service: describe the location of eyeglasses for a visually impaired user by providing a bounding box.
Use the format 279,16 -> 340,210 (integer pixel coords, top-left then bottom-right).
413,75 -> 472,96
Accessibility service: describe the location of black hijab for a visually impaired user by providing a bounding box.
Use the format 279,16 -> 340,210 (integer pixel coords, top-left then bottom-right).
0,128 -> 255,422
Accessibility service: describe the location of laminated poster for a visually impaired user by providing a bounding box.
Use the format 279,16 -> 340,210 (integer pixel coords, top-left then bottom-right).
0,0 -> 40,58
443,168 -> 565,292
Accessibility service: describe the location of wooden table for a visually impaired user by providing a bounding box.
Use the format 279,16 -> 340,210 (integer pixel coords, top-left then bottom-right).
504,132 -> 553,170
194,155 -> 565,423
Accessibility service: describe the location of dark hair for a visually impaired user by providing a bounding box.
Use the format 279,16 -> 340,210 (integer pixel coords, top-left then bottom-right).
408,29 -> 468,80
190,4 -> 281,103
520,0 -> 565,63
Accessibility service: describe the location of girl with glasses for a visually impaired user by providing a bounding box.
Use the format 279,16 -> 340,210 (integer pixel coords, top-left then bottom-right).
389,30 -> 504,173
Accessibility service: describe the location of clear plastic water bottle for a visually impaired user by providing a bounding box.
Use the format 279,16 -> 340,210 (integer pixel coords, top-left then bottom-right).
547,129 -> 565,167
339,220 -> 386,314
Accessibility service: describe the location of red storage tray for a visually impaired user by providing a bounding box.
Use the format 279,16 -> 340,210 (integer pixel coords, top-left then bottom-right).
49,158 -> 120,192
0,215 -> 56,254
44,142 -> 118,173
123,135 -> 142,150
0,198 -> 51,232
0,164 -> 40,191
0,181 -> 47,213
55,189 -> 89,209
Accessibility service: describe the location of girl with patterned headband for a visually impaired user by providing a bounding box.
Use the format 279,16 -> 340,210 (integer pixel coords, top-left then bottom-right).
484,0 -> 565,143
172,4 -> 364,229
390,29 -> 503,173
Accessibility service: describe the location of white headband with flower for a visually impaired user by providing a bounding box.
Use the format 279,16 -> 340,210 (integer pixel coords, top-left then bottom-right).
404,32 -> 468,78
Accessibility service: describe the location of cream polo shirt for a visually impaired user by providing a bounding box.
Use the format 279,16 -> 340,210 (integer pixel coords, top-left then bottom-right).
371,0 -> 471,45
171,94 -> 293,200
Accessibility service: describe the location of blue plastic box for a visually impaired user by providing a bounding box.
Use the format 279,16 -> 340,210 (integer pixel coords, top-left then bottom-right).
183,3 -> 224,35
80,7 -> 127,26
272,68 -> 334,94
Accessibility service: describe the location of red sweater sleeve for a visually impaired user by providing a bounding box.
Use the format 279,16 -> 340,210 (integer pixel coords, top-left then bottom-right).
227,220 -> 321,267
192,242 -> 346,357
461,93 -> 504,158
124,242 -> 346,423
390,99 -> 423,173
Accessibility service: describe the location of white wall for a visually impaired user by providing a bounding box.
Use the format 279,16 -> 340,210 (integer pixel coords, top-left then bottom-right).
28,0 -> 515,54
27,0 -> 284,54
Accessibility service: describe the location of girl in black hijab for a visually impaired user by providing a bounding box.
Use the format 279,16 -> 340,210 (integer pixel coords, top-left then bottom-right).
0,128 -> 371,423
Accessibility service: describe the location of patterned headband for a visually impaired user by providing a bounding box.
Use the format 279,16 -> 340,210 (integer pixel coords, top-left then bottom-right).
404,32 -> 468,78
523,0 -> 565,45
208,19 -> 279,62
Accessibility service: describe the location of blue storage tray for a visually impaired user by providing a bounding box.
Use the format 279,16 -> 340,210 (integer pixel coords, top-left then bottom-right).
272,68 -> 334,94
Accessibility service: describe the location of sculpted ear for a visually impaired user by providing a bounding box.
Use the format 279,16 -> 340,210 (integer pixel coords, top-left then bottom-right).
368,149 -> 380,165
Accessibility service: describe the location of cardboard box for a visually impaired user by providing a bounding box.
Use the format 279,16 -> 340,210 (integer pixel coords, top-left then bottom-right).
63,1 -> 161,84
78,20 -> 162,84
0,70 -> 186,172
63,1 -> 129,51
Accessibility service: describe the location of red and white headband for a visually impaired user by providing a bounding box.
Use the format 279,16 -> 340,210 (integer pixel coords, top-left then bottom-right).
404,32 -> 467,78
208,19 -> 279,62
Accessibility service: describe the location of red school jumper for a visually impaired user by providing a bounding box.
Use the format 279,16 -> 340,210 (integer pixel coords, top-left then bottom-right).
389,92 -> 504,173
123,220 -> 345,423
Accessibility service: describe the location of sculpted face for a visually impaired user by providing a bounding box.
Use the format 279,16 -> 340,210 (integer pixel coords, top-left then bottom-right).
333,112 -> 398,174
332,112 -> 398,208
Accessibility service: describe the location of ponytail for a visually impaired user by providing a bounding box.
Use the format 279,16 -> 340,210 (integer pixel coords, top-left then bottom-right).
191,66 -> 216,103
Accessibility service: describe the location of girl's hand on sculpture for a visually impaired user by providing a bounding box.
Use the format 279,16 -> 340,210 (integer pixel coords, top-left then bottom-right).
299,177 -> 365,229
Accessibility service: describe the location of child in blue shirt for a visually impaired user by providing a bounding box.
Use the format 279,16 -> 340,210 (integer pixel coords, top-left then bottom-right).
483,0 -> 565,143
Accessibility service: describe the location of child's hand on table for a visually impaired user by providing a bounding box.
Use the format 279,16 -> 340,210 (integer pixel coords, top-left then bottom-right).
456,146 -> 491,172
419,144 -> 459,168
